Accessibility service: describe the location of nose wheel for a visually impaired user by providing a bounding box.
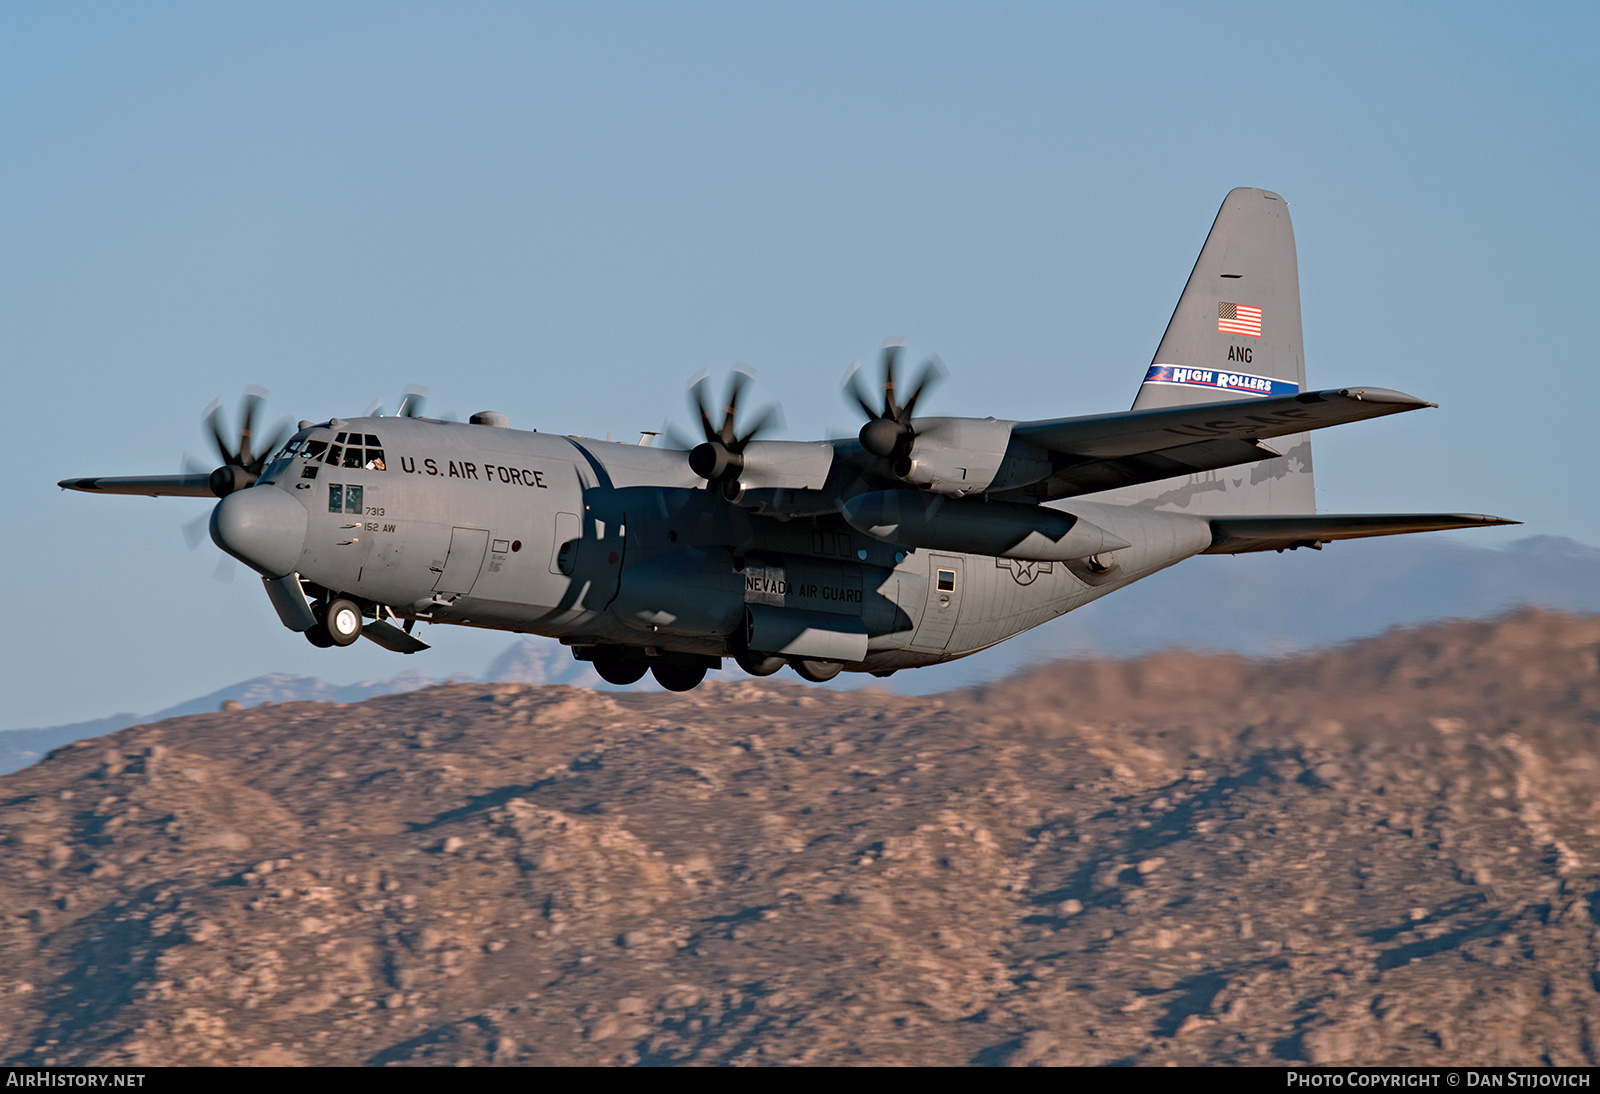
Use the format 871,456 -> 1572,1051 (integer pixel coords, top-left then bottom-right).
305,597 -> 364,647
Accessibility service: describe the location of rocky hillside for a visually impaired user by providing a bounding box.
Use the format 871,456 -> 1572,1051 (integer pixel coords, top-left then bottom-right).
2,609 -> 1597,1066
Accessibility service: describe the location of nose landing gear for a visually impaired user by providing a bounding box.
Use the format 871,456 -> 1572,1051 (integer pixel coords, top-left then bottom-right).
304,596 -> 364,648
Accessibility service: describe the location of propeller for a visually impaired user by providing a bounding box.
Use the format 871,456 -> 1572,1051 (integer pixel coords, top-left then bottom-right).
396,385 -> 427,418
179,502 -> 238,581
685,368 -> 783,500
843,341 -> 945,462
203,389 -> 291,497
357,386 -> 429,419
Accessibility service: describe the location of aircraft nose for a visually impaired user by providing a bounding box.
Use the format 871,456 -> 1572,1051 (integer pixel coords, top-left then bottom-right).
210,486 -> 307,578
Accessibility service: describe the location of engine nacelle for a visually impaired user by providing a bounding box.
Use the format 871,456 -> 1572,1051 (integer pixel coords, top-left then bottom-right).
688,439 -> 835,493
894,417 -> 1052,495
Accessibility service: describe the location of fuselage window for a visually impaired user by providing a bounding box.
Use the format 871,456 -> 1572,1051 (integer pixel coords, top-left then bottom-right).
344,485 -> 364,513
328,484 -> 343,512
936,568 -> 956,592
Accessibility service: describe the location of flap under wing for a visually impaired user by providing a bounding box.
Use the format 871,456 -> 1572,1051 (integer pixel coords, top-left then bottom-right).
1203,513 -> 1518,555
1013,387 -> 1430,460
58,474 -> 216,498
1023,436 -> 1285,498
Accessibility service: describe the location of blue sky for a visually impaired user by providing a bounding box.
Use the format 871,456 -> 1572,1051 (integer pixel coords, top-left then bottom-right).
3,2 -> 1595,729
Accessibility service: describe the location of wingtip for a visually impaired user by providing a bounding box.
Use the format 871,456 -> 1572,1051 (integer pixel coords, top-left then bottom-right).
1333,387 -> 1434,408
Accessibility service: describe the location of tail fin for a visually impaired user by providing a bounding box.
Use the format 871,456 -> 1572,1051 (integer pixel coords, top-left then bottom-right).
1118,187 -> 1315,515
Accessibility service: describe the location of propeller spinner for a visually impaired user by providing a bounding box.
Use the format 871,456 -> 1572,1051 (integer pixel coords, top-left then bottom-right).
204,390 -> 290,497
844,342 -> 945,465
686,369 -> 782,500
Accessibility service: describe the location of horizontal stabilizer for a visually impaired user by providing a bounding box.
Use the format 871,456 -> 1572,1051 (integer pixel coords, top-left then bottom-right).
58,474 -> 216,498
1204,513 -> 1518,555
362,618 -> 431,654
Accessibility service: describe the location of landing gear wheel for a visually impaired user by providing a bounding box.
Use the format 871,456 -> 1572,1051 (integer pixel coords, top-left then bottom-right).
592,646 -> 648,685
792,659 -> 842,683
303,622 -> 335,648
651,663 -> 707,692
735,651 -> 786,677
324,598 -> 364,647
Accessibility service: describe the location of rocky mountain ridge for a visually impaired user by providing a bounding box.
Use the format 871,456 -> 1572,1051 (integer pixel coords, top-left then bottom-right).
1,609 -> 1597,1065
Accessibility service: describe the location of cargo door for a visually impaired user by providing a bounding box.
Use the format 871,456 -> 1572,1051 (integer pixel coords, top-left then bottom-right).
433,527 -> 489,595
909,554 -> 964,652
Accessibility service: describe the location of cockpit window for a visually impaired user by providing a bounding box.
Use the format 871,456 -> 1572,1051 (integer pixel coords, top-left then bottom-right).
273,439 -> 302,461
309,434 -> 384,470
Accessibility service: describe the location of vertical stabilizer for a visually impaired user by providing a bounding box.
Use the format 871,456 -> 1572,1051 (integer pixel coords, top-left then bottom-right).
1098,187 -> 1315,515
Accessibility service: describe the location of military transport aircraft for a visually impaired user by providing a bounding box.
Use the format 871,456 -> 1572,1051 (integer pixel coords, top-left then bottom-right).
59,188 -> 1513,691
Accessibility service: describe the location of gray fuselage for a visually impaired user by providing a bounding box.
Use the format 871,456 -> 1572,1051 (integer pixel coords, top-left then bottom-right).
239,415 -> 1212,675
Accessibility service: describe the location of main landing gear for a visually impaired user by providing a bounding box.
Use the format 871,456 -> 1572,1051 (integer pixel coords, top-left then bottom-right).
735,651 -> 786,677
591,645 -> 648,685
650,662 -> 706,692
586,645 -> 711,692
790,659 -> 842,682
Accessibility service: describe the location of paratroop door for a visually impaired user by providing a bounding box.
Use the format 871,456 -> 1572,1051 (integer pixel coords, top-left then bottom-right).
909,553 -> 964,651
434,527 -> 489,595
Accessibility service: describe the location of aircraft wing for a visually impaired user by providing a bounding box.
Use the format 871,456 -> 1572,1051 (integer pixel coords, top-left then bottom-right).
1203,513 -> 1518,554
57,474 -> 216,498
1009,387 -> 1429,499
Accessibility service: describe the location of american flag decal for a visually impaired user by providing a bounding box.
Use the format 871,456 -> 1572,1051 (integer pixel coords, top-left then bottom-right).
1218,302 -> 1262,338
